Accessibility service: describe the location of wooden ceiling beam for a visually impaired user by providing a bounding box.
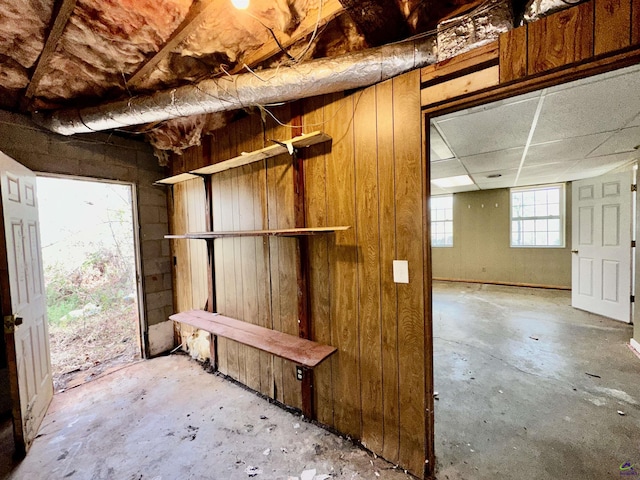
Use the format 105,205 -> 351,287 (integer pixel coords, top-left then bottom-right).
229,0 -> 345,74
25,0 -> 78,99
338,0 -> 410,47
126,0 -> 224,89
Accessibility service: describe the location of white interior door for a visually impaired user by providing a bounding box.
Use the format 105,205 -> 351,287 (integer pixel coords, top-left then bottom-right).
572,171 -> 633,323
0,151 -> 52,454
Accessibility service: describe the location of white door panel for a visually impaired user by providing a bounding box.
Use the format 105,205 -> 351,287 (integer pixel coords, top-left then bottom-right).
572,171 -> 632,322
0,151 -> 52,454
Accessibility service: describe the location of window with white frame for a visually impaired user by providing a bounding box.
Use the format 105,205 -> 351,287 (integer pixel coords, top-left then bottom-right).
511,184 -> 565,247
431,195 -> 453,247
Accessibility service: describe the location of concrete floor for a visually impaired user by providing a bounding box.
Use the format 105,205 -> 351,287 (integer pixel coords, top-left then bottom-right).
1,282 -> 639,479
1,355 -> 410,480
433,281 -> 640,480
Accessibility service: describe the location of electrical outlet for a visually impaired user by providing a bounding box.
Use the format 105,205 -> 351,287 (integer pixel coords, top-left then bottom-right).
296,366 -> 303,381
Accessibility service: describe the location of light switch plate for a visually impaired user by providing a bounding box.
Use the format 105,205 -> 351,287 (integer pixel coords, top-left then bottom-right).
393,260 -> 409,284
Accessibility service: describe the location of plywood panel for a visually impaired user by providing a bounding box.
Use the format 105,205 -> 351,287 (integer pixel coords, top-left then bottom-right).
324,92 -> 362,439
528,2 -> 594,74
393,70 -> 426,476
353,87 -> 383,454
303,95 -> 334,424
499,26 -> 528,83
421,66 -> 500,107
249,115 -> 274,399
375,79 -> 400,464
633,0 -> 640,45
595,0 -> 632,55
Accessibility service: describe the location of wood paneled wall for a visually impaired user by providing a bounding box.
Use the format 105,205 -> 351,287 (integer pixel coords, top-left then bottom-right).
423,0 -> 640,115
169,70 -> 432,477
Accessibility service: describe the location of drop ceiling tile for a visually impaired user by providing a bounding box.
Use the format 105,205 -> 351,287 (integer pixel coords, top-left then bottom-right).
430,159 -> 467,179
430,185 -> 450,196
588,126 -> 640,157
547,62 -> 640,95
532,70 -> 640,144
430,125 -> 454,161
435,98 -> 538,157
561,152 -> 636,181
460,147 -> 524,174
526,133 -> 612,165
442,184 -> 480,194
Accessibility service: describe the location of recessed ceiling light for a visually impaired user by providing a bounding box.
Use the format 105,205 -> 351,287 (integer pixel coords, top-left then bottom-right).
231,0 -> 249,9
432,175 -> 475,188
487,173 -> 502,178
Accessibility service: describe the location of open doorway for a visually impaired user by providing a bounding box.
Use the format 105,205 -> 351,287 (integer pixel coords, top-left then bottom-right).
428,64 -> 640,478
36,175 -> 142,391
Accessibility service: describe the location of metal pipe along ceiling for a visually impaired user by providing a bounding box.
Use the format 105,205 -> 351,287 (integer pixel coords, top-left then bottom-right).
35,37 -> 437,136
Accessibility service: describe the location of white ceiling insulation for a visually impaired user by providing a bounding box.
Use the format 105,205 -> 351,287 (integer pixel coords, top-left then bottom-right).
430,63 -> 640,195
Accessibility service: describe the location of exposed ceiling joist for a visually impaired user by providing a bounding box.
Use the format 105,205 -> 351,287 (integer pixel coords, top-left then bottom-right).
126,0 -> 223,89
229,0 -> 345,74
24,0 -> 78,99
338,0 -> 409,46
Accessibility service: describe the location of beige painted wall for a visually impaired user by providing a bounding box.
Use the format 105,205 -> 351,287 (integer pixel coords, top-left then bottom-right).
432,185 -> 572,288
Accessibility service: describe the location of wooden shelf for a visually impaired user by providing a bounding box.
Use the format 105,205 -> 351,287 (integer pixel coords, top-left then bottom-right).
155,131 -> 331,185
166,226 -> 349,240
154,172 -> 201,186
171,310 -> 337,368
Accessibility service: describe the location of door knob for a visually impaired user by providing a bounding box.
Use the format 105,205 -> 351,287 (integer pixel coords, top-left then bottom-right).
571,250 -> 579,254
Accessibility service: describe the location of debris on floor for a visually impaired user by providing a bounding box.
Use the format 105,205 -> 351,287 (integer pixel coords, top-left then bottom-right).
617,410 -> 625,416
245,465 -> 262,476
585,372 -> 602,378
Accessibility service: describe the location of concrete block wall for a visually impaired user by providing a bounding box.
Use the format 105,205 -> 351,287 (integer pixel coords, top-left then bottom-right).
0,111 -> 175,357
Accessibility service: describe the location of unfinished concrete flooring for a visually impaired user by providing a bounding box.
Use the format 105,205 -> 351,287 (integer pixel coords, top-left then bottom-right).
3,355 -> 409,480
433,281 -> 640,480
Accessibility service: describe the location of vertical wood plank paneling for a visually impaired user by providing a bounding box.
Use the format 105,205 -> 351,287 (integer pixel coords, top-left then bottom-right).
392,70 -> 426,476
187,177 -> 208,310
239,164 -> 261,392
251,116 -> 274,399
303,96 -> 333,424
595,0 -> 631,55
266,153 -> 285,403
376,79 -> 400,464
631,0 -> 640,44
499,26 -> 528,83
212,173 -> 228,373
220,169 -> 239,379
353,87 -> 383,453
527,2 -> 594,74
422,112 -> 435,475
325,92 -> 361,439
234,117 -> 256,389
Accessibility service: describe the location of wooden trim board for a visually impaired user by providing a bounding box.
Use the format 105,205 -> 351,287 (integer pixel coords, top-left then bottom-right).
170,310 -> 337,368
166,226 -> 349,239
156,131 -> 332,185
433,277 -> 571,290
191,131 -> 331,175
155,173 -> 201,185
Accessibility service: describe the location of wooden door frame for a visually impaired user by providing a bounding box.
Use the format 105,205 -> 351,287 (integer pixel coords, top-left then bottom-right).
421,0 -> 640,476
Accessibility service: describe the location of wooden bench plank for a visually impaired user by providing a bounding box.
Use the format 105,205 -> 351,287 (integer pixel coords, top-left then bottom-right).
170,310 -> 337,368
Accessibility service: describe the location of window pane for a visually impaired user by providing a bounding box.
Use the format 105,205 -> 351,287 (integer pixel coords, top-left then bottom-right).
523,191 -> 535,205
536,232 -> 548,245
535,203 -> 547,217
510,185 -> 564,247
